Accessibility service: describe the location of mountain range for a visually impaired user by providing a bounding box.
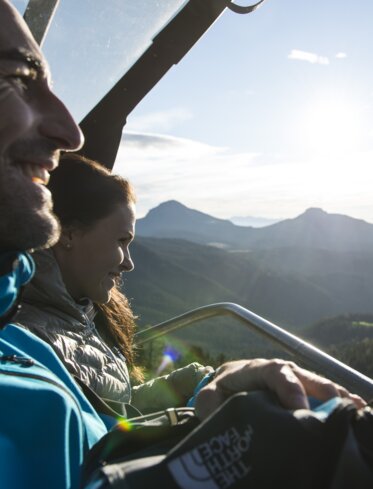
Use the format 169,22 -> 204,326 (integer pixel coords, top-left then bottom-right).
137,200 -> 373,252
124,201 -> 373,359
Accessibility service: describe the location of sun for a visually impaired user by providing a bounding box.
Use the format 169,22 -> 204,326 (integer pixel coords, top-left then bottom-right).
291,95 -> 370,205
302,98 -> 362,156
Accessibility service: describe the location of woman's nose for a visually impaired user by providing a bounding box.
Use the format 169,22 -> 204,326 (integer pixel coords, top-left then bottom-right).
120,252 -> 134,272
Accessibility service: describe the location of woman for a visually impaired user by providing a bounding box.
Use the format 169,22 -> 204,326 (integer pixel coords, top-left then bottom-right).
16,154 -> 211,414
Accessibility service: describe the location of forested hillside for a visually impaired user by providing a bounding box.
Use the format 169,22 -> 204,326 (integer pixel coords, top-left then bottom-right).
125,202 -> 373,376
303,314 -> 373,378
124,238 -> 373,329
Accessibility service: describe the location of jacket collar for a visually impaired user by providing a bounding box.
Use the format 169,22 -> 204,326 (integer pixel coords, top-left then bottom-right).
76,297 -> 97,323
0,252 -> 35,326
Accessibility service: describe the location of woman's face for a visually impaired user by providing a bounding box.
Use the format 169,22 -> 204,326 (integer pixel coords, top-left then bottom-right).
57,202 -> 135,303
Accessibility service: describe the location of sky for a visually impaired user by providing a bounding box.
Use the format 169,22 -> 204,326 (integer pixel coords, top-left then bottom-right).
115,0 -> 373,222
13,0 -> 373,222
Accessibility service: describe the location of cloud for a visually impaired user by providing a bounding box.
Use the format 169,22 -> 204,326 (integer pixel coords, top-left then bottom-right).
114,131 -> 373,223
335,52 -> 347,59
114,132 -> 260,216
122,132 -> 181,149
288,49 -> 329,65
121,131 -> 230,160
126,108 -> 193,132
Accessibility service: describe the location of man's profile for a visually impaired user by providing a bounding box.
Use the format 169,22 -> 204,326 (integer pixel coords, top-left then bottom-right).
0,3 -> 107,489
0,0 -> 81,252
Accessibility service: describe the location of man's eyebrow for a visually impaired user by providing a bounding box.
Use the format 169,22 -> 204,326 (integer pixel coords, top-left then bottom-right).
0,48 -> 46,74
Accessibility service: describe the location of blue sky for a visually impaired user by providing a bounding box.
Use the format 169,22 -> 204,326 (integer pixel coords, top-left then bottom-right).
13,0 -> 373,222
116,0 -> 373,221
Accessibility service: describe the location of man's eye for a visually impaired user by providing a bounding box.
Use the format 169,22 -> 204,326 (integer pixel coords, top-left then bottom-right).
8,74 -> 33,91
6,68 -> 37,91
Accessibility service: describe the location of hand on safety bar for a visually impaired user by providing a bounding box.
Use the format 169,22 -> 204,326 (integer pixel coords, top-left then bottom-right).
195,358 -> 367,420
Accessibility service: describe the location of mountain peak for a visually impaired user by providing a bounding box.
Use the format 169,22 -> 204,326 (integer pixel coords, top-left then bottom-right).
147,200 -> 186,214
302,207 -> 327,217
304,207 -> 325,214
137,200 -> 238,245
144,200 -> 190,220
158,200 -> 185,209
145,200 -> 232,224
295,208 -> 328,222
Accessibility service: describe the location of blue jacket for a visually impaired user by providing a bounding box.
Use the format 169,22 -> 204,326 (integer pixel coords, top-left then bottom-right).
0,252 -> 107,489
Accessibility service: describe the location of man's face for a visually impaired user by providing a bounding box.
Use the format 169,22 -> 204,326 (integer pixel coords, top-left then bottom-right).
0,1 -> 83,252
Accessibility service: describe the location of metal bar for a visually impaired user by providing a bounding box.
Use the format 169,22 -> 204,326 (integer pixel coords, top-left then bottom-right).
136,302 -> 373,401
227,0 -> 266,14
23,0 -> 60,46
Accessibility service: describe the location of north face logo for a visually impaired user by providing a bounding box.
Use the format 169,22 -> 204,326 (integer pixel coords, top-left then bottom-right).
168,425 -> 253,489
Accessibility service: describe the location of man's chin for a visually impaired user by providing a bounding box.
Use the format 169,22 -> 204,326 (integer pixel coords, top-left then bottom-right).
31,217 -> 61,251
0,210 -> 61,252
26,211 -> 61,251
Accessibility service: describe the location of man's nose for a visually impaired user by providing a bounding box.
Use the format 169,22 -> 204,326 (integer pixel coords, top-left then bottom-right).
38,92 -> 84,151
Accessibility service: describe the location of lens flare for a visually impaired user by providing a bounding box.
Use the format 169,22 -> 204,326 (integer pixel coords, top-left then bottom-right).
156,345 -> 181,375
117,417 -> 133,432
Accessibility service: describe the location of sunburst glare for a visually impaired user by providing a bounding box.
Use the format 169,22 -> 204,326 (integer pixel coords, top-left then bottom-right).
302,97 -> 362,156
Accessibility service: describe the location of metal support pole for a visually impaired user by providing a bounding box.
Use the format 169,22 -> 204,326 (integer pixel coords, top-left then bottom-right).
23,0 -> 60,46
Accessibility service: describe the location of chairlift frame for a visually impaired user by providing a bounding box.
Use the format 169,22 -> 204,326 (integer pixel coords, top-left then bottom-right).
23,0 -> 60,46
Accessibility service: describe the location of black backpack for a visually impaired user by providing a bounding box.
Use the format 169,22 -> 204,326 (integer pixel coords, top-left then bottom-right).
83,391 -> 373,489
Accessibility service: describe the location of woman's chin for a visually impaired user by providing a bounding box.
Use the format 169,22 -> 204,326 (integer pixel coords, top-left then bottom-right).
95,283 -> 113,304
103,290 -> 112,304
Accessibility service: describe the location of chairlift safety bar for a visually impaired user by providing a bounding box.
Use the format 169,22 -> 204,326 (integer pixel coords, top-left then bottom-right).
136,302 -> 373,401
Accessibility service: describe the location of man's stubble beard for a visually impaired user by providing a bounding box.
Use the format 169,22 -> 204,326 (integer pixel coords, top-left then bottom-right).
0,154 -> 61,252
